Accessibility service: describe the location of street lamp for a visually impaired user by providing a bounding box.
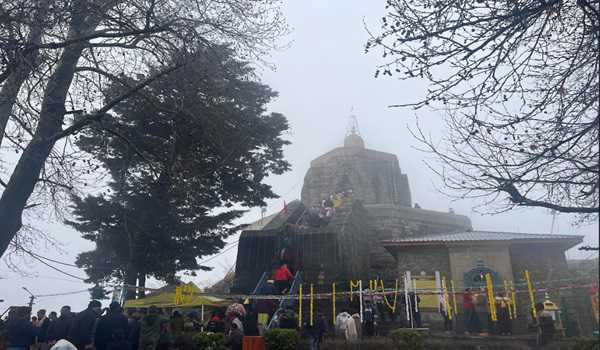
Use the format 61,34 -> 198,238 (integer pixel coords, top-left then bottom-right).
22,287 -> 36,308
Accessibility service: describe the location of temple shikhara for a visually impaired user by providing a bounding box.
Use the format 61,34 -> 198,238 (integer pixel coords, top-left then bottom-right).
232,122 -> 593,333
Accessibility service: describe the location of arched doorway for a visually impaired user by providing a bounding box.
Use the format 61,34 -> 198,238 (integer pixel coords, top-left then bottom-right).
463,263 -> 502,289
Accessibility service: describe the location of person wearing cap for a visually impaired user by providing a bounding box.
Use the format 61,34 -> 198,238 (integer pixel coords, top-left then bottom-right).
67,301 -> 102,350
94,302 -> 129,350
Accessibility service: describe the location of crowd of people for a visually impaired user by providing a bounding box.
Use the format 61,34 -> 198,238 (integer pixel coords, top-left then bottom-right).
1,300 -> 255,350
1,288 -> 559,350
460,288 -> 557,345
304,190 -> 353,226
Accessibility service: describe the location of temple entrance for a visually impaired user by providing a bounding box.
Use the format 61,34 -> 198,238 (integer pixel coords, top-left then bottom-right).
463,263 -> 501,289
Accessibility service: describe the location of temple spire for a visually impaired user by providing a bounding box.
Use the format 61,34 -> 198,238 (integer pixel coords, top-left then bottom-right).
346,113 -> 361,136
344,114 -> 365,148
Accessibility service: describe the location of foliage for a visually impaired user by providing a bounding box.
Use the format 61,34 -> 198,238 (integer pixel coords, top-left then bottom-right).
89,284 -> 109,300
0,0 -> 287,258
317,338 -> 395,350
389,329 -> 424,350
265,329 -> 300,350
66,46 -> 290,287
191,332 -> 227,350
572,338 -> 600,350
368,0 -> 599,221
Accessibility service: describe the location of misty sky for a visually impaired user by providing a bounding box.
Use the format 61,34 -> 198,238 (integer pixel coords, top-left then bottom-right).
1,0 -> 598,314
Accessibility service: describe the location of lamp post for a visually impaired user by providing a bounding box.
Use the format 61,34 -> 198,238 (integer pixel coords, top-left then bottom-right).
22,287 -> 36,308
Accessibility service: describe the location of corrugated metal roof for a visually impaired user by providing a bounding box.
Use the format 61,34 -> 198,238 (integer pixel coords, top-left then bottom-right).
383,230 -> 583,244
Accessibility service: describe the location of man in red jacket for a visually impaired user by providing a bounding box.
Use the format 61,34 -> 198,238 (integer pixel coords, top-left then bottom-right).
274,264 -> 293,294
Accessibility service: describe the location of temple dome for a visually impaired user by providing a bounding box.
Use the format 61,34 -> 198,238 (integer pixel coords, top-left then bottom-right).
344,133 -> 365,148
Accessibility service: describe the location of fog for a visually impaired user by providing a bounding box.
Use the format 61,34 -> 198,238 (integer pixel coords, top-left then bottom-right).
1,0 -> 597,314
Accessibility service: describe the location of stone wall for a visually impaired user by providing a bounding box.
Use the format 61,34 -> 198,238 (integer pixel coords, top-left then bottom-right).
301,146 -> 412,207
232,200 -> 374,293
391,246 -> 452,278
367,204 -> 471,281
508,244 -> 597,335
509,244 -> 570,282
448,243 -> 514,289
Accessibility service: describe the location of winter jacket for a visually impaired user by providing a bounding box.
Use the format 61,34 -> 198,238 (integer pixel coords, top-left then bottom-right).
273,266 -> 293,282
67,308 -> 99,350
37,317 -> 51,342
6,318 -> 37,347
94,311 -> 129,350
47,314 -> 74,342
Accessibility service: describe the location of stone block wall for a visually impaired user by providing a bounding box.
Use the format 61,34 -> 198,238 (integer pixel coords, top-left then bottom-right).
391,246 -> 452,278
232,200 -> 374,293
366,204 -> 471,281
509,244 -> 570,283
301,147 -> 412,207
448,244 -> 514,289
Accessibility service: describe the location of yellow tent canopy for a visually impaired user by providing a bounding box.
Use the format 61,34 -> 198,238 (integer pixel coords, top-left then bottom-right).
124,282 -> 228,309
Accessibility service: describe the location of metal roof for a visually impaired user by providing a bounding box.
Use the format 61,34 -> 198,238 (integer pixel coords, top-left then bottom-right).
382,230 -> 584,245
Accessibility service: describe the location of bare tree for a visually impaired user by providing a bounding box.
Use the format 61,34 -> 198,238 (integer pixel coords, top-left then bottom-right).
368,0 -> 599,222
0,0 -> 287,257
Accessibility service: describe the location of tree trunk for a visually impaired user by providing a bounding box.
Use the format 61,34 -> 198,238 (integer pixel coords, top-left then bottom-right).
0,5 -> 98,257
0,72 -> 31,146
0,2 -> 49,147
124,264 -> 138,300
137,273 -> 146,299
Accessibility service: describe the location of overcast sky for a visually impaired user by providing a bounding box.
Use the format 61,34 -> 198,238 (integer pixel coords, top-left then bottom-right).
1,0 -> 598,314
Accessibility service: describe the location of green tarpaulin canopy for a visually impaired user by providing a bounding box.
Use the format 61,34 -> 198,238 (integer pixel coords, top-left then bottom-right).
124,282 -> 228,309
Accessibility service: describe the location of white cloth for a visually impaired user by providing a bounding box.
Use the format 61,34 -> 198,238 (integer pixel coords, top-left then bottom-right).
49,340 -> 77,350
232,317 -> 244,333
344,316 -> 358,341
439,294 -> 448,313
335,312 -> 351,333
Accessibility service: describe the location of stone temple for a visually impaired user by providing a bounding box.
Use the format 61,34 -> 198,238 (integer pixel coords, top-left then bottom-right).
232,128 -> 587,331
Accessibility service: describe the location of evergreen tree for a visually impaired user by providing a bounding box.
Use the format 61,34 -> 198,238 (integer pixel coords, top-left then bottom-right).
66,46 -> 290,294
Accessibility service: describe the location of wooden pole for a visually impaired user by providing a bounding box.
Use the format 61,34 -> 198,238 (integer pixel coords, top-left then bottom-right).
332,282 -> 336,325
450,280 -> 458,315
359,280 -> 364,322
510,280 -> 517,318
310,284 -> 314,326
525,270 -> 537,319
298,284 -> 303,328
